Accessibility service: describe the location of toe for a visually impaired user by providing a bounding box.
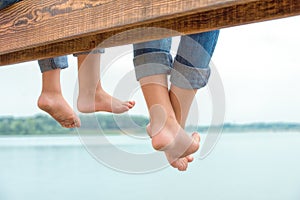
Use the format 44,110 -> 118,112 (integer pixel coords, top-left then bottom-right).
129,101 -> 135,107
63,124 -> 72,128
125,102 -> 132,108
191,132 -> 200,151
74,119 -> 81,127
192,132 -> 201,143
68,122 -> 76,128
177,158 -> 188,171
171,158 -> 188,171
126,101 -> 135,109
186,155 -> 194,162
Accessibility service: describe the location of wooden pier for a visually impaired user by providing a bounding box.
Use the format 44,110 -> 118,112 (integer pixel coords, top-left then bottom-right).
0,0 -> 300,66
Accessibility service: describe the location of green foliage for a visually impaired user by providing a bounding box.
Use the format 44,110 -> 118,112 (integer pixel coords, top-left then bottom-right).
0,115 -> 71,135
78,114 -> 149,130
0,114 -> 149,135
192,122 -> 300,133
1,114 -> 300,136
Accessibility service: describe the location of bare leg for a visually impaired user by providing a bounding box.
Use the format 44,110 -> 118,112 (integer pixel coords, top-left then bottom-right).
77,54 -> 135,113
169,85 -> 198,165
139,74 -> 200,171
169,85 -> 199,165
169,85 -> 197,128
38,69 -> 81,128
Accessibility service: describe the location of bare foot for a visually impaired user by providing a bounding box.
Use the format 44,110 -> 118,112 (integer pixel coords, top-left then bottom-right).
146,124 -> 200,171
38,92 -> 81,128
77,86 -> 135,114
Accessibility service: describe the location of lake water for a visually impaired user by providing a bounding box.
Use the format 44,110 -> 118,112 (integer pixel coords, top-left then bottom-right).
1,132 -> 300,200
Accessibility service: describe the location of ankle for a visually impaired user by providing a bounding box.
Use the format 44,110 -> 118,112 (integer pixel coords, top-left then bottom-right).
78,89 -> 96,98
40,90 -> 62,97
149,115 -> 178,137
38,90 -> 64,108
150,111 -> 176,124
38,94 -> 53,110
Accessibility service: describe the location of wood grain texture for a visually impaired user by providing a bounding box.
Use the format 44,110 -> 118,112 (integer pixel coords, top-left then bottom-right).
0,0 -> 300,66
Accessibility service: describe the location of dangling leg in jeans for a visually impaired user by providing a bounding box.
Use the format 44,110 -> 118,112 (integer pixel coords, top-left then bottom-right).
38,56 -> 81,128
133,30 -> 220,171
2,1 -> 134,127
38,51 -> 135,128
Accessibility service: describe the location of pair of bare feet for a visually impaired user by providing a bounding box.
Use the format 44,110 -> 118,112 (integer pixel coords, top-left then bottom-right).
37,81 -> 199,171
146,114 -> 200,171
37,83 -> 135,128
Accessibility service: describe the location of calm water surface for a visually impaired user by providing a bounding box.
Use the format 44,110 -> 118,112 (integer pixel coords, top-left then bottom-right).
0,132 -> 300,200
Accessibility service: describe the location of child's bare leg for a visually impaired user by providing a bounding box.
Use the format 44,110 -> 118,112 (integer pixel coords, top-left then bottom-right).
169,85 -> 198,163
38,69 -> 81,128
139,74 -> 200,171
77,54 -> 135,113
169,85 -> 197,128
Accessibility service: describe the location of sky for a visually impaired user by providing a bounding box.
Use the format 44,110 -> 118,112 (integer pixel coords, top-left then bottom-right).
0,16 -> 300,125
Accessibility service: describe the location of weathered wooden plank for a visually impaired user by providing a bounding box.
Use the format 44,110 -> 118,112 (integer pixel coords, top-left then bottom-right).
0,0 -> 300,66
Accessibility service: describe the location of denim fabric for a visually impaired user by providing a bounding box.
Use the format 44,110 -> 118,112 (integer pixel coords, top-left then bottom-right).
175,31 -> 219,69
0,0 -> 19,10
38,48 -> 105,73
133,30 -> 220,89
38,56 -> 69,73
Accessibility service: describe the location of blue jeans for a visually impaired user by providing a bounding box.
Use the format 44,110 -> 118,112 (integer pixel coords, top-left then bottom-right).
38,56 -> 69,73
38,49 -> 104,73
0,0 -> 19,10
133,30 -> 220,89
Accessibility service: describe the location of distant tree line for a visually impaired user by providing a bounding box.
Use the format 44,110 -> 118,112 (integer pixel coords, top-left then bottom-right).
193,122 -> 300,133
0,115 -> 71,135
0,114 -> 149,135
1,114 -> 300,136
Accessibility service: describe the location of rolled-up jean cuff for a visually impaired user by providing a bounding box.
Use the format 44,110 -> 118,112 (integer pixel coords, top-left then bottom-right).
170,60 -> 211,89
0,0 -> 20,10
133,52 -> 172,81
38,57 -> 68,73
73,48 -> 105,56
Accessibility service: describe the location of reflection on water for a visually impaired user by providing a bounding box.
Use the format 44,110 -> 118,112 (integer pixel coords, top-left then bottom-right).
0,132 -> 300,200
